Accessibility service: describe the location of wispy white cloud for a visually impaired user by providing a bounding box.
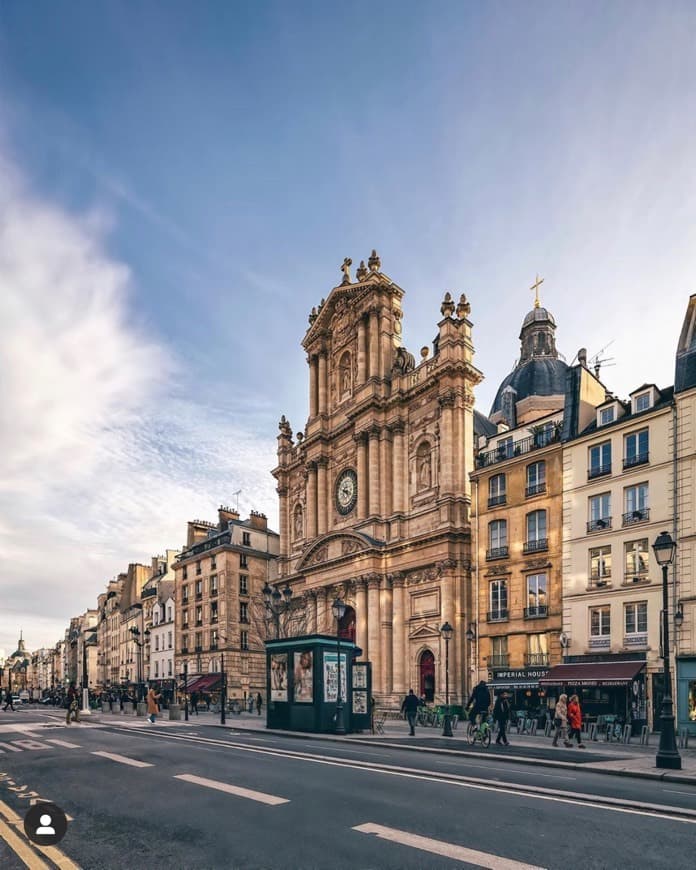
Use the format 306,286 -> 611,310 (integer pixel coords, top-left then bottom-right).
0,152 -> 277,655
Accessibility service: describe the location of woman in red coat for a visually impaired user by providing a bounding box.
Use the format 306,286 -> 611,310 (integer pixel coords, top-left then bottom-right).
567,694 -> 585,748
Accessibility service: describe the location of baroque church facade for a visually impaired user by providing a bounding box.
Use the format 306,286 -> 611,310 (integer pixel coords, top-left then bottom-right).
272,253 -> 485,705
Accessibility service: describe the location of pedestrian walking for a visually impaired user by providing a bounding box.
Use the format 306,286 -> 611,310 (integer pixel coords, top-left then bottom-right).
256,692 -> 263,716
401,689 -> 422,736
190,691 -> 199,715
552,693 -> 572,747
146,686 -> 162,724
2,689 -> 15,712
493,691 -> 511,745
247,695 -> 254,713
65,682 -> 80,725
567,694 -> 586,748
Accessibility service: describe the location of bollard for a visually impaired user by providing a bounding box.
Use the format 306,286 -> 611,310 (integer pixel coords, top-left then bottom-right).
588,723 -> 598,741
605,724 -> 613,742
640,725 -> 649,746
622,724 -> 631,744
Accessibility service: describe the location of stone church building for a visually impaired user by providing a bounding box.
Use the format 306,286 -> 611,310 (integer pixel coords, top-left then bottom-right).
272,252 -> 492,706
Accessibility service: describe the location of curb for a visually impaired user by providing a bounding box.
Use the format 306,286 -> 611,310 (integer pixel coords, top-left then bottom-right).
212,723 -> 696,787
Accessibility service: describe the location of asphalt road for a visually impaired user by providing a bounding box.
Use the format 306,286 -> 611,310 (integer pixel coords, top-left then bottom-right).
0,709 -> 694,869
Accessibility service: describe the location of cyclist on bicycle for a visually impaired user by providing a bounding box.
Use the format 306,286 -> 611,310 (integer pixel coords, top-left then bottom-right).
467,680 -> 491,728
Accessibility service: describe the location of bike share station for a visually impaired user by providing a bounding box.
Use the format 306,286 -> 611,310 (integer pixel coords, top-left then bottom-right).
265,634 -> 371,734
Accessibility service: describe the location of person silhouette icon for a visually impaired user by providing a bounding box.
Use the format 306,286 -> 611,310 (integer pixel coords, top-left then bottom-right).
36,814 -> 56,836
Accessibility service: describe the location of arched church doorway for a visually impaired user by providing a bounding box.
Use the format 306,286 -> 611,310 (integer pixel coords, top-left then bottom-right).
338,605 -> 356,642
419,650 -> 435,702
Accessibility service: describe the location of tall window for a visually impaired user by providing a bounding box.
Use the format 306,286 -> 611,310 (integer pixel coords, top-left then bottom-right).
242,531 -> 251,547
526,461 -> 546,496
167,631 -> 172,649
624,429 -> 649,468
240,553 -> 248,569
211,556 -> 217,570
155,662 -> 159,677
240,602 -> 249,624
488,473 -> 506,507
241,631 -> 249,651
497,436 -> 513,460
211,601 -> 218,623
182,633 -> 189,652
239,575 -> 248,595
589,442 -> 611,478
167,606 -> 172,622
490,636 -> 508,667
589,546 -> 612,584
625,601 -> 647,636
488,519 -> 508,557
196,560 -> 202,575
625,539 -> 649,579
182,609 -> 189,627
489,579 -> 508,620
624,483 -> 649,523
196,606 -> 202,625
155,636 -> 159,651
210,575 -> 218,595
525,510 -> 547,551
195,632 -> 202,650
590,606 -> 611,637
526,573 -> 547,617
182,585 -> 189,603
211,628 -> 218,649
168,660 -> 172,676
588,493 -> 611,531
182,566 -> 188,580
195,579 -> 202,597
527,633 -> 549,666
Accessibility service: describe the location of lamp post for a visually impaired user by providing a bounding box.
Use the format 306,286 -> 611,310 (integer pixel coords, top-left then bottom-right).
262,582 -> 293,639
440,622 -> 454,737
652,531 -> 681,770
70,630 -> 96,715
129,626 -> 151,702
332,597 -> 346,735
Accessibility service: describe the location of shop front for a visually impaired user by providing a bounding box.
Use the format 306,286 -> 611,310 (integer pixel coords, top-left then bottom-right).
488,667 -> 551,724
540,659 -> 647,733
677,656 -> 696,736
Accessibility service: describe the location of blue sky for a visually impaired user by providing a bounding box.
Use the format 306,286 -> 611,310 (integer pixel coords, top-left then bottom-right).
2,1 -> 696,653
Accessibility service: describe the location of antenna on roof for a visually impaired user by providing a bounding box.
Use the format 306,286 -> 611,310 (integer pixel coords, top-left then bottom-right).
233,489 -> 242,512
588,340 -> 616,379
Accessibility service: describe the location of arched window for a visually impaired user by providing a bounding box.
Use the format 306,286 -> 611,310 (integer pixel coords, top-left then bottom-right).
339,352 -> 352,395
293,505 -> 303,540
416,442 -> 432,490
419,650 -> 435,702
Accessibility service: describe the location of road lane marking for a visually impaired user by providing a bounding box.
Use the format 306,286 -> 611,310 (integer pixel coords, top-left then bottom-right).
0,800 -> 80,869
91,751 -> 152,768
46,740 -> 80,749
0,814 -> 51,869
12,741 -> 51,752
664,789 -> 696,796
174,773 -> 289,805
354,823 -> 545,869
0,743 -> 23,752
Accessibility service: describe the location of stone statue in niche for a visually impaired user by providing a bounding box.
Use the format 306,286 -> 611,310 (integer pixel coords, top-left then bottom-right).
417,447 -> 432,490
339,352 -> 351,394
294,507 -> 303,540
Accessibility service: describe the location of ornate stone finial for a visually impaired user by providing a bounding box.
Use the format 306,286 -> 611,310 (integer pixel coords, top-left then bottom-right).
440,291 -> 455,318
278,415 -> 292,436
420,346 -> 430,360
456,293 -> 471,319
319,297 -> 325,310
308,306 -> 318,325
356,260 -> 368,281
368,249 -> 381,272
340,258 -> 353,285
296,431 -> 304,443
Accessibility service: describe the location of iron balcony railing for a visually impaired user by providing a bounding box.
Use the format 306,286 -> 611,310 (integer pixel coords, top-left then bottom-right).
523,538 -> 548,555
476,428 -> 561,468
623,453 -> 649,470
525,482 -> 547,497
488,495 -> 507,508
622,508 -> 650,526
524,653 -> 550,666
486,546 -> 509,560
489,655 -> 509,667
622,572 -> 650,586
588,573 -> 611,589
524,606 -> 548,619
588,463 -> 612,479
487,609 -> 509,623
587,517 -> 612,533
210,588 -> 218,597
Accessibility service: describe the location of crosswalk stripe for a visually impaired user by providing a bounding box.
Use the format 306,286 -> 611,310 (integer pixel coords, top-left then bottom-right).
353,823 -> 546,870
12,740 -> 51,751
91,751 -> 152,768
46,739 -> 80,749
173,774 -> 289,805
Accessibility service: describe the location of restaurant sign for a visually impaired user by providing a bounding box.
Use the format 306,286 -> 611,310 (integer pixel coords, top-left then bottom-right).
490,668 -> 549,685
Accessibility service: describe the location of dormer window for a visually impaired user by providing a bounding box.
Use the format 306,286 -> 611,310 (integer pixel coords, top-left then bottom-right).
599,406 -> 615,426
633,391 -> 654,414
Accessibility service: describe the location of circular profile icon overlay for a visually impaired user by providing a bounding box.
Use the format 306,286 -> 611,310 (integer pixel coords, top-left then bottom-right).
24,802 -> 68,846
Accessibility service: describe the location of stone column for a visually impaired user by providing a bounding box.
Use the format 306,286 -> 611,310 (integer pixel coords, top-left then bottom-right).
380,308 -> 392,378
316,587 -> 328,635
357,316 -> 367,384
309,355 -> 318,417
318,352 -> 328,416
368,428 -> 380,517
380,576 -> 393,694
368,308 -> 379,379
367,574 -> 381,692
355,433 -> 368,519
306,463 -> 317,539
380,429 -> 392,517
308,591 -> 318,635
391,422 -> 406,514
391,573 -> 406,695
439,560 -> 458,702
355,577 -> 368,660
277,486 -> 289,559
438,392 -> 455,494
316,459 -> 327,536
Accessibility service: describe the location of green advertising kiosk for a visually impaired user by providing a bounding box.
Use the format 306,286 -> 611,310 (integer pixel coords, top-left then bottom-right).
266,634 -> 371,734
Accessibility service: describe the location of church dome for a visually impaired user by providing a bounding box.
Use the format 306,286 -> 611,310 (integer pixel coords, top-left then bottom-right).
522,306 -> 556,329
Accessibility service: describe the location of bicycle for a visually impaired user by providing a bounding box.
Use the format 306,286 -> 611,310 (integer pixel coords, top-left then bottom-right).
467,717 -> 492,748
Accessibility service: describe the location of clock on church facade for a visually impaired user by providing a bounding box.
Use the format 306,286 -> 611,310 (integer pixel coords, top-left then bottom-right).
272,252 -> 483,706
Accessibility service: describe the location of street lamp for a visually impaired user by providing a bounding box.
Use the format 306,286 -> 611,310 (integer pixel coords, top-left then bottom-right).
332,597 -> 346,735
440,622 -> 454,737
263,582 -> 293,638
652,531 -> 681,770
129,626 -> 151,702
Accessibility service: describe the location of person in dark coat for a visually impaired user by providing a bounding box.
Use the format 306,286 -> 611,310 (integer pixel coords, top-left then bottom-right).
256,692 -> 263,715
467,680 -> 491,727
65,682 -> 80,725
190,691 -> 199,715
401,689 -> 422,736
493,691 -> 511,745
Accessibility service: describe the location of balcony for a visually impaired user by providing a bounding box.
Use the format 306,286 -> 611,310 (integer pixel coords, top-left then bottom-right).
524,653 -> 550,666
194,645 -> 202,653
180,647 -> 188,654
196,568 -> 202,575
623,453 -> 649,470
488,495 -> 506,508
523,538 -> 548,555
210,643 -> 218,651
587,517 -> 612,533
588,636 -> 610,651
588,573 -> 612,590
588,464 -> 612,479
489,655 -> 509,668
624,633 -> 648,648
195,620 -> 202,627
476,428 -> 561,469
525,482 -> 547,497
486,546 -> 509,561
487,609 -> 509,623
239,586 -> 248,596
524,605 -> 548,619
622,572 -> 650,586
210,588 -> 218,597
622,508 -> 650,527
240,617 -> 250,625
195,592 -> 203,600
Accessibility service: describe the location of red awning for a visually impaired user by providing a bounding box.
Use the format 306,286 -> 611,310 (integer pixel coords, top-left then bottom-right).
186,674 -> 221,694
539,661 -> 645,687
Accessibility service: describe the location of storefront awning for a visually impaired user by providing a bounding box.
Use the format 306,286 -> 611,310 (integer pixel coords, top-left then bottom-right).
539,661 -> 645,687
186,674 -> 221,694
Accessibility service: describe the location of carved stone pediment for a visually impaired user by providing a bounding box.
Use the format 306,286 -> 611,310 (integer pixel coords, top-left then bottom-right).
408,623 -> 442,640
296,531 -> 379,571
